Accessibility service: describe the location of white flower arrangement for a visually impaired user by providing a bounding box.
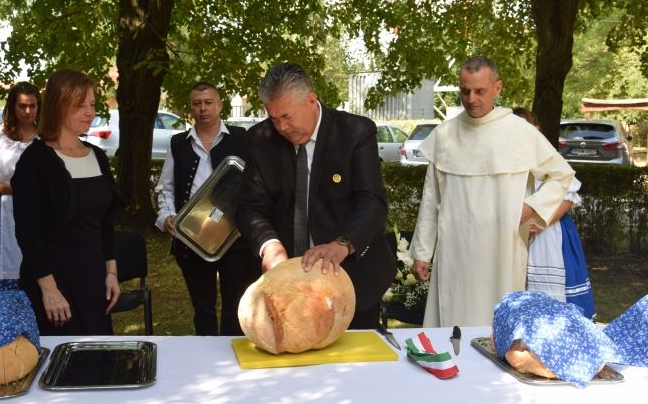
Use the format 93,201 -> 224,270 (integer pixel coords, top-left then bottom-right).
382,227 -> 430,311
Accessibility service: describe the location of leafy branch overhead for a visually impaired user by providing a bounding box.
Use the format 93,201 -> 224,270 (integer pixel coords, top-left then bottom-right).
1,0 -> 647,225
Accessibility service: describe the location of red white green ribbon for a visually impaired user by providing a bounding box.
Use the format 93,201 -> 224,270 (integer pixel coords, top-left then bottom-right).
405,332 -> 459,379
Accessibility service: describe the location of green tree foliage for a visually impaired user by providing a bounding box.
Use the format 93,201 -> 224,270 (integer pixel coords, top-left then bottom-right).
563,13 -> 648,136
2,0 -> 648,224
332,0 -> 648,146
0,1 -> 119,106
0,0 -> 349,225
329,0 -> 538,117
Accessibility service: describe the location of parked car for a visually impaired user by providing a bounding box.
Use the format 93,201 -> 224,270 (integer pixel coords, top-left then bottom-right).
559,119 -> 633,165
225,116 -> 264,129
81,109 -> 189,159
376,123 -> 409,163
399,122 -> 440,165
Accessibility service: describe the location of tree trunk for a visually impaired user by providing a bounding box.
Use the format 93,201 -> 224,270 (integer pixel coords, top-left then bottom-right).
531,0 -> 579,148
115,0 -> 174,226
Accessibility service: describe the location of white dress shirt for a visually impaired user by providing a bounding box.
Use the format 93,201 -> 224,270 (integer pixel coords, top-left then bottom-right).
258,102 -> 322,257
155,122 -> 229,231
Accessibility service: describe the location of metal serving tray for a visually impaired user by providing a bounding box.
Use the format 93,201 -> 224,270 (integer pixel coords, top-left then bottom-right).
0,347 -> 49,399
471,337 -> 623,385
174,156 -> 245,261
38,341 -> 156,390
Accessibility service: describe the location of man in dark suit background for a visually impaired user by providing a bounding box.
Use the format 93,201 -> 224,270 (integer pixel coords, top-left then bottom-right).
155,82 -> 261,336
237,62 -> 396,329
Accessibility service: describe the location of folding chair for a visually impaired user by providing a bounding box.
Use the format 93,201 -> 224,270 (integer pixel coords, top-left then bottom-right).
112,230 -> 153,335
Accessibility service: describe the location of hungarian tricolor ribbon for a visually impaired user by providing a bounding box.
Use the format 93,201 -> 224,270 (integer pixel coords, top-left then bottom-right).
405,332 -> 459,379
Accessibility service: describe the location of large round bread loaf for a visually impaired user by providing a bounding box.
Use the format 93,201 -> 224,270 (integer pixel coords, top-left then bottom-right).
0,335 -> 39,384
489,334 -> 556,378
238,257 -> 356,354
495,336 -> 558,378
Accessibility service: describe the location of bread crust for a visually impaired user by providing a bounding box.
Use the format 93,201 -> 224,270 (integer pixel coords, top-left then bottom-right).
0,335 -> 39,384
238,257 -> 356,354
504,339 -> 557,378
490,334 -> 557,379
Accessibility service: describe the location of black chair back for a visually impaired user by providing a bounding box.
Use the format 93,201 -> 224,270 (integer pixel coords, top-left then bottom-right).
112,230 -> 153,335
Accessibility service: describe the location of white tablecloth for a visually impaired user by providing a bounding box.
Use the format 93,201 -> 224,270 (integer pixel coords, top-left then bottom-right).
9,327 -> 648,403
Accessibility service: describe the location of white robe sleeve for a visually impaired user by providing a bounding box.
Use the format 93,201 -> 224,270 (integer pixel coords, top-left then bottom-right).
409,163 -> 439,263
525,153 -> 575,227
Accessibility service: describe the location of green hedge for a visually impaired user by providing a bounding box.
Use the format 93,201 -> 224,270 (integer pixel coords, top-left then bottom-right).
570,163 -> 648,254
145,159 -> 648,255
383,162 -> 648,256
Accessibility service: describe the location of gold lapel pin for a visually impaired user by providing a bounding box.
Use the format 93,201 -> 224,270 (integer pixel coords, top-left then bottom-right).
332,174 -> 342,183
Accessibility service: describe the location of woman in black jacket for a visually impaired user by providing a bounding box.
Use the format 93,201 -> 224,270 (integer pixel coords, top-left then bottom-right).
11,69 -> 124,335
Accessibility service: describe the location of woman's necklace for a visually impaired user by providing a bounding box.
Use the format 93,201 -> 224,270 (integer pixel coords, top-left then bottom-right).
50,140 -> 87,155
22,133 -> 37,143
200,136 -> 216,149
59,143 -> 86,151
17,127 -> 38,143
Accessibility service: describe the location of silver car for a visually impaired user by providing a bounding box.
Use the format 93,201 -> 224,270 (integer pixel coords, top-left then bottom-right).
399,123 -> 440,165
82,109 -> 188,159
376,124 -> 409,163
225,117 -> 264,129
559,119 -> 633,165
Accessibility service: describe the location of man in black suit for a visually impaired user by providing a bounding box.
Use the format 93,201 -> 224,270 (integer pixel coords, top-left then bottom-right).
155,82 -> 261,336
237,62 -> 396,329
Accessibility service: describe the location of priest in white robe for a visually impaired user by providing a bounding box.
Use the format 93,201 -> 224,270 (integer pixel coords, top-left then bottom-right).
409,56 -> 575,327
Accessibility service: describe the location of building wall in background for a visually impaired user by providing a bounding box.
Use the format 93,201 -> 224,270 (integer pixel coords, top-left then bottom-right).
348,72 -> 435,121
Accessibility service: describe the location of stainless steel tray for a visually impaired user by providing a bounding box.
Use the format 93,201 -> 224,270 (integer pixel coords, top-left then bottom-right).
0,347 -> 49,399
471,337 -> 623,385
38,341 -> 156,390
174,156 -> 245,261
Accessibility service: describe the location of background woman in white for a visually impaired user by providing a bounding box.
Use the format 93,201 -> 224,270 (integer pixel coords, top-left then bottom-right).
0,82 -> 40,285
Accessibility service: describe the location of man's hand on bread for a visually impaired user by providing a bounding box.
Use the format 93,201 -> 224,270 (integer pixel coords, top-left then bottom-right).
263,239 -> 350,276
301,241 -> 348,277
261,241 -> 289,272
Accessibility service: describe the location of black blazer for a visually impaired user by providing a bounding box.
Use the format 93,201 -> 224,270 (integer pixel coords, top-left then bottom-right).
236,105 -> 396,311
11,139 -> 124,280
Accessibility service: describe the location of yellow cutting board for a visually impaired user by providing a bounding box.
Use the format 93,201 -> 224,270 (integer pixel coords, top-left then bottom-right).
232,331 -> 399,369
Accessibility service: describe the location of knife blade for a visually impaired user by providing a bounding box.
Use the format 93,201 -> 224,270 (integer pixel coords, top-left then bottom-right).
376,323 -> 401,350
450,325 -> 461,356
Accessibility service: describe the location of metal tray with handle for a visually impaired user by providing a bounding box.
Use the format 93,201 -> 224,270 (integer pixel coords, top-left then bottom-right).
39,341 -> 156,390
471,337 -> 623,385
0,347 -> 49,399
173,156 -> 245,261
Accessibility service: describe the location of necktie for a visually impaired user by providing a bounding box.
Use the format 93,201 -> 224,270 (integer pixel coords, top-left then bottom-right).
293,145 -> 309,256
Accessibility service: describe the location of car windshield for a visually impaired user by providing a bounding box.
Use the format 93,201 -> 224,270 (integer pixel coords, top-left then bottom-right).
560,124 -> 616,140
91,115 -> 108,128
156,113 -> 183,130
226,119 -> 259,129
409,124 -> 437,141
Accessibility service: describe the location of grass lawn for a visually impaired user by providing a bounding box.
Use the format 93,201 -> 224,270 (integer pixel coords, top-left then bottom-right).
112,229 -> 648,335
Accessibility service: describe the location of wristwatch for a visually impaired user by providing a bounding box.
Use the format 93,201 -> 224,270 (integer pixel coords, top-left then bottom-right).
335,236 -> 355,255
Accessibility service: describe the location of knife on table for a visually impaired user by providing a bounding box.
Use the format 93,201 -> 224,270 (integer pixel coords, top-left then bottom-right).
450,325 -> 461,355
377,323 -> 401,350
